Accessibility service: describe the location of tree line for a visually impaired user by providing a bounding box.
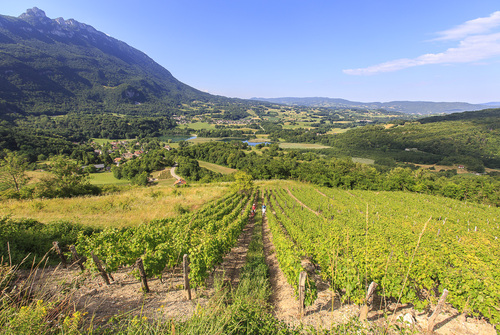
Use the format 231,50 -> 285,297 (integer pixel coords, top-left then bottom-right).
174,141 -> 500,206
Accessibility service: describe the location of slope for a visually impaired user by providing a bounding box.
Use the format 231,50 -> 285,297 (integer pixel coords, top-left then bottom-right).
0,7 -> 217,117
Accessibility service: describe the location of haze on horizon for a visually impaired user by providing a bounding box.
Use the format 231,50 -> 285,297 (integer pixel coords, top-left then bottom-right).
3,0 -> 500,104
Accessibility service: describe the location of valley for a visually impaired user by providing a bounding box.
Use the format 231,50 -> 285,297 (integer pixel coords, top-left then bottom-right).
1,6 -> 500,335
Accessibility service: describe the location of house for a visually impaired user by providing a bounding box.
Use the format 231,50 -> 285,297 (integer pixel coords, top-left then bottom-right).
113,157 -> 122,164
122,152 -> 134,159
164,145 -> 172,151
458,165 -> 465,169
173,178 -> 187,186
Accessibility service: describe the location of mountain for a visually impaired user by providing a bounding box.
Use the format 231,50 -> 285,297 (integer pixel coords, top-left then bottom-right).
251,97 -> 490,115
0,7 -> 220,117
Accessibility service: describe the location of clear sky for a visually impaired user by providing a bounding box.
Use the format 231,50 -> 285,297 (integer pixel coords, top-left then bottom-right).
2,1 -> 500,103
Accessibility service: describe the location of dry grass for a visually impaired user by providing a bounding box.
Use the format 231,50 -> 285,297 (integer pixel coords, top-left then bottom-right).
408,163 -> 500,174
25,170 -> 51,184
0,184 -> 229,228
278,143 -> 330,149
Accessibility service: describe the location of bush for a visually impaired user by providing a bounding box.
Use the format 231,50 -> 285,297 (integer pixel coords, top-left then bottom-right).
0,189 -> 20,200
0,217 -> 99,267
131,171 -> 149,186
174,203 -> 189,215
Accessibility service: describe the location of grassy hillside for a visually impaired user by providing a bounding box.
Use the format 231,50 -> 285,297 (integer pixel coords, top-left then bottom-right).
0,183 -> 228,227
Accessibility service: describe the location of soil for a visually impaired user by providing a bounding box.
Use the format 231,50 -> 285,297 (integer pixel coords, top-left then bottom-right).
210,214 -> 255,288
23,262 -> 210,326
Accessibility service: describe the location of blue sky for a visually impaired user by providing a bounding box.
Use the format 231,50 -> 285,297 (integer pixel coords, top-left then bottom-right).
3,1 -> 500,103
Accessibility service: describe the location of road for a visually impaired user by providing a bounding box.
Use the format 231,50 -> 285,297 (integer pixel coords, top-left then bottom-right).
170,166 -> 181,180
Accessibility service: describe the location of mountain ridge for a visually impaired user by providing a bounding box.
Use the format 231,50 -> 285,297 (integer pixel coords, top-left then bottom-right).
0,7 -> 220,117
251,97 -> 493,115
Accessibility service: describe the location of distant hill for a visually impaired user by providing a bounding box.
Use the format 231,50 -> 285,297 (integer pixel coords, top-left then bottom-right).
322,108 -> 500,170
0,7 -> 227,117
418,109 -> 500,124
251,97 -> 490,115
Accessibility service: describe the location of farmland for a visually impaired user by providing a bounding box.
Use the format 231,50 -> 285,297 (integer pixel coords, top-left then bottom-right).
1,180 -> 498,333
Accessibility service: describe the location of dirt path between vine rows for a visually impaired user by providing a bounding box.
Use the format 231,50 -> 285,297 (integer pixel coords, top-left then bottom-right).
262,212 -> 359,329
285,188 -> 320,216
262,213 -> 298,318
210,213 -> 255,288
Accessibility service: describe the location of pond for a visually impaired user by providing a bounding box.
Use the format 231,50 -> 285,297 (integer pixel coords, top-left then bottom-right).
242,140 -> 272,146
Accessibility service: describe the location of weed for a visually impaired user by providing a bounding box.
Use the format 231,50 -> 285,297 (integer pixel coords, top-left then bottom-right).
174,203 -> 189,215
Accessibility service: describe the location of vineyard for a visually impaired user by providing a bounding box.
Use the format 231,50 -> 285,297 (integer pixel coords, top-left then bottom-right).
75,190 -> 256,287
6,181 -> 499,333
263,182 -> 500,325
71,182 -> 500,326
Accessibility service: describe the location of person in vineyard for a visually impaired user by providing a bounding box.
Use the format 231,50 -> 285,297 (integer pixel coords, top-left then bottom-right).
262,204 -> 266,215
252,203 -> 256,214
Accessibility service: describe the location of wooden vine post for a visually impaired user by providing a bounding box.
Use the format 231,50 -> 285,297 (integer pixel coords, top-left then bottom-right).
183,254 -> 192,300
91,251 -> 110,285
136,257 -> 150,293
427,289 -> 449,333
69,245 -> 85,271
359,281 -> 378,320
52,241 -> 67,268
298,271 -> 307,317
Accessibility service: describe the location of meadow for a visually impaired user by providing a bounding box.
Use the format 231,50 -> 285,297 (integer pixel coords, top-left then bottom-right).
0,183 -> 228,228
89,172 -> 130,185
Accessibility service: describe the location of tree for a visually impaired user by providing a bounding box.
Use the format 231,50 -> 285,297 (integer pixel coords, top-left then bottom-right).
131,171 -> 149,186
35,156 -> 100,198
178,140 -> 189,148
0,150 -> 30,192
231,171 -> 253,194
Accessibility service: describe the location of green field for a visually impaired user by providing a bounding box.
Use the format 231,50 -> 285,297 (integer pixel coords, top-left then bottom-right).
198,160 -> 237,175
352,157 -> 375,164
91,138 -> 130,145
326,127 -> 349,134
177,122 -> 216,130
281,121 -> 317,129
89,172 -> 130,185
